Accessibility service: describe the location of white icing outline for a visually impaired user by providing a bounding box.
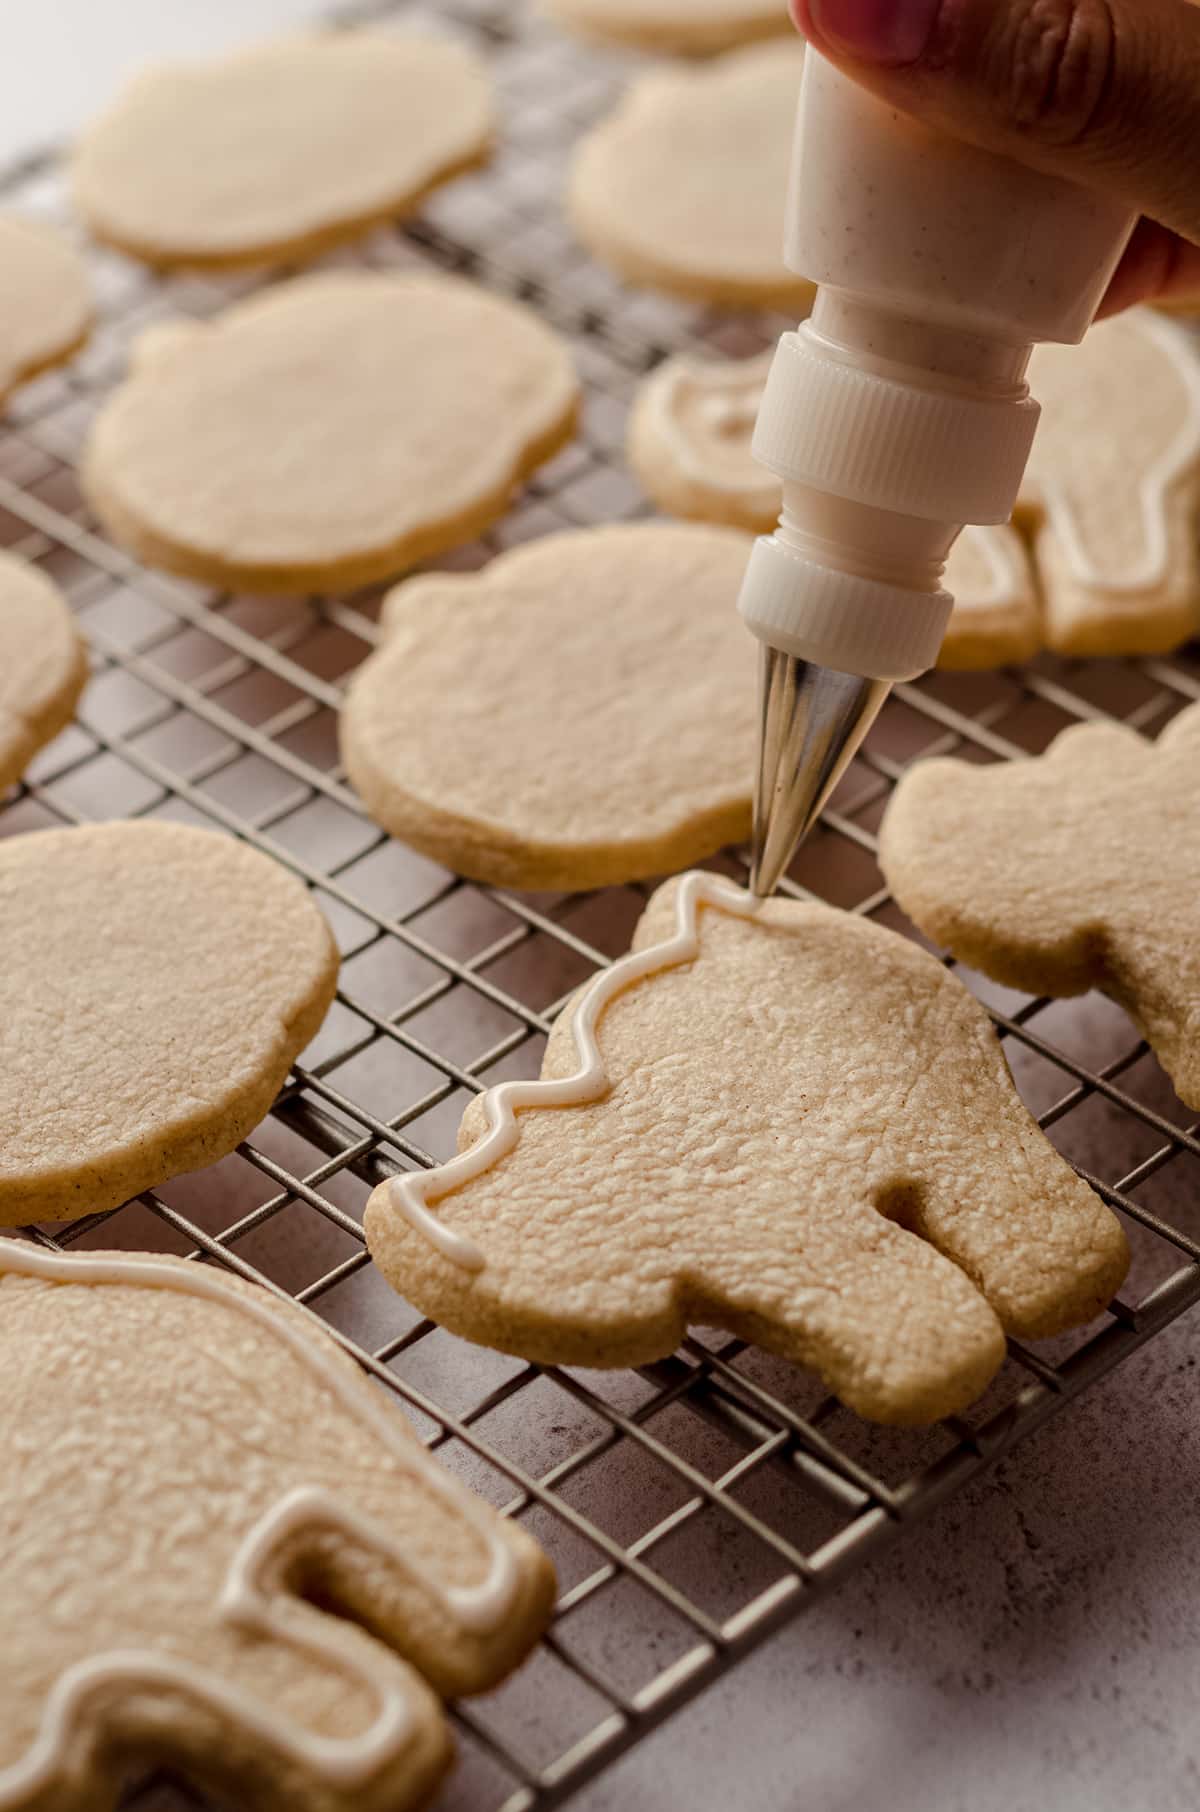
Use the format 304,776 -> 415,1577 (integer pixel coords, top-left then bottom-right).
389,871 -> 762,1272
642,349 -> 777,496
1029,309 -> 1200,595
0,1242 -> 519,1803
953,523 -> 1034,612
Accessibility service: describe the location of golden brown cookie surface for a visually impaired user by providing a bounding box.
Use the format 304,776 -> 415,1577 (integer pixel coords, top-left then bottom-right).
72,32 -> 493,268
0,821 -> 339,1222
879,702 -> 1200,1108
82,273 -> 579,593
0,553 -> 88,791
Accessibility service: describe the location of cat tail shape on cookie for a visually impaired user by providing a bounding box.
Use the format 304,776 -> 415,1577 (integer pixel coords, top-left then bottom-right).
878,701 -> 1200,1110
365,873 -> 1128,1426
0,1243 -> 553,1812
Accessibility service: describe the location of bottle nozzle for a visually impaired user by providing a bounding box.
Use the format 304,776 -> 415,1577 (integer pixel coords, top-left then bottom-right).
750,643 -> 890,896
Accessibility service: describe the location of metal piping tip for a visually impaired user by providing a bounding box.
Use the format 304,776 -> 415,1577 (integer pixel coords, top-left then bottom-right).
750,644 -> 892,897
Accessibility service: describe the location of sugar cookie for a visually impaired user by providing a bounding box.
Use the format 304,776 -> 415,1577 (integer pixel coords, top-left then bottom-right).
0,553 -> 88,791
81,273 -> 579,593
544,0 -> 790,56
627,347 -> 1039,668
568,42 -> 812,309
0,1240 -> 552,1812
879,701 -> 1200,1110
365,873 -> 1127,1424
1015,309 -> 1200,655
72,32 -> 493,269
340,523 -> 755,891
1,821 -> 338,1222
0,217 -> 91,405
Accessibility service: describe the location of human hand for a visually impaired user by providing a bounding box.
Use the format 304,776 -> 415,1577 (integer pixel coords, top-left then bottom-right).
789,0 -> 1200,315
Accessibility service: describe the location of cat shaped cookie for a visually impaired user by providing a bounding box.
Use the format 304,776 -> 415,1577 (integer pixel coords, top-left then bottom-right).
365,874 -> 1127,1425
879,701 -> 1200,1108
0,1242 -> 552,1812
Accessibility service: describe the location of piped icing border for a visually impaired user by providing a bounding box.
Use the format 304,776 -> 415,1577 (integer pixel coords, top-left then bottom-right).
1029,309 -> 1200,595
0,1241 -> 519,1803
643,348 -> 775,495
389,871 -> 762,1273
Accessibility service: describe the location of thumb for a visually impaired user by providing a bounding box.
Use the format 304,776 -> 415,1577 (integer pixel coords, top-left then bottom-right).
791,0 -> 1200,245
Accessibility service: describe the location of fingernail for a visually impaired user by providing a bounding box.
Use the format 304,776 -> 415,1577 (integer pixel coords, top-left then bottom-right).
806,0 -> 941,65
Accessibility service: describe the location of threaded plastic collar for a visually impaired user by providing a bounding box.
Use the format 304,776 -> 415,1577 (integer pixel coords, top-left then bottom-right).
752,330 -> 1040,524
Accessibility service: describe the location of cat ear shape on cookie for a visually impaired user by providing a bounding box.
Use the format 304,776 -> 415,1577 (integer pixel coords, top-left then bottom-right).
0,1245 -> 552,1812
365,875 -> 1128,1426
879,701 -> 1200,1110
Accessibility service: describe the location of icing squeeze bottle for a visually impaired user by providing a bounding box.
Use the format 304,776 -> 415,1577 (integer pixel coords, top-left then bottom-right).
739,51 -> 1136,896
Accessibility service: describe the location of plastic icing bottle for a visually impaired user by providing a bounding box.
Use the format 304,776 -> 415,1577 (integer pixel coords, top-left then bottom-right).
737,50 -> 1137,688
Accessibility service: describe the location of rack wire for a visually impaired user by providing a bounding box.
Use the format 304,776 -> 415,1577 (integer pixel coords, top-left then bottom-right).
4,0 -> 1200,1806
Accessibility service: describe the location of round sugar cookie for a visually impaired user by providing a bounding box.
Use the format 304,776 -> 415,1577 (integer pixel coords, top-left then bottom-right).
0,553 -> 88,790
72,32 -> 494,269
544,0 -> 791,56
0,821 -> 339,1223
81,272 -> 580,594
568,42 -> 811,309
340,522 -> 756,891
628,348 -> 1042,669
0,216 -> 91,405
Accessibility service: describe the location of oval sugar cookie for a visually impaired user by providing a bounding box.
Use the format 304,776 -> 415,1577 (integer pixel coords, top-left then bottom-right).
0,821 -> 339,1222
0,216 -> 91,405
628,349 -> 1040,669
569,42 -> 812,309
544,0 -> 790,56
0,552 -> 88,790
340,522 -> 756,890
81,272 -> 580,593
72,32 -> 493,269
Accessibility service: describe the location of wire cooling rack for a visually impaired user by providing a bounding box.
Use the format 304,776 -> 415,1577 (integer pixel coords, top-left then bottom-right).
4,1 -> 1200,1806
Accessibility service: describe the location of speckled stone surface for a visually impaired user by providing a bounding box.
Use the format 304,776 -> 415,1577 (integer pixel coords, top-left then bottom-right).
575,1314 -> 1200,1812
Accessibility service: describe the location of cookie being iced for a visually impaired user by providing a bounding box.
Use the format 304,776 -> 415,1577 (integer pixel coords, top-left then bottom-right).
0,553 -> 88,790
365,874 -> 1127,1424
569,42 -> 812,308
879,702 -> 1200,1109
0,1240 -> 552,1812
0,217 -> 91,405
81,273 -> 579,593
544,0 -> 789,55
340,523 -> 755,890
72,32 -> 493,269
1,821 -> 338,1222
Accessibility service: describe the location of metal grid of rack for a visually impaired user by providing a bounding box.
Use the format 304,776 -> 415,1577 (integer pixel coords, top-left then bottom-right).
4,0 -> 1200,1806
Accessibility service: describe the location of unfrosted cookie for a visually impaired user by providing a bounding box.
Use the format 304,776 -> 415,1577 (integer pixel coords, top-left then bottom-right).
81,273 -> 579,593
340,523 -> 755,891
365,873 -> 1127,1424
0,1239 -> 552,1812
0,553 -> 88,790
569,42 -> 812,309
544,0 -> 790,55
1015,309 -> 1200,655
0,216 -> 91,405
879,701 -> 1200,1109
1,821 -> 338,1222
72,32 -> 493,269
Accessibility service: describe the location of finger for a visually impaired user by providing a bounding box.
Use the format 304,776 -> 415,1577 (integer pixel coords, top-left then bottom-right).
1095,218 -> 1200,315
791,0 -> 1200,246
